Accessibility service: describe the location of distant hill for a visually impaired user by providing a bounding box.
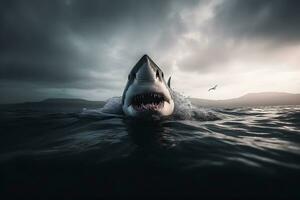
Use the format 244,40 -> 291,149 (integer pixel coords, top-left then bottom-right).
190,92 -> 300,107
0,98 -> 105,112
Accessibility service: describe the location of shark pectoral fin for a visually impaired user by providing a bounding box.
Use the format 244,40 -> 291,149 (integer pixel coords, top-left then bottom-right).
167,76 -> 171,88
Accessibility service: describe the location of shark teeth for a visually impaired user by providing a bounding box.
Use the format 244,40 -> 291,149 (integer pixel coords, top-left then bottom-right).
131,92 -> 166,111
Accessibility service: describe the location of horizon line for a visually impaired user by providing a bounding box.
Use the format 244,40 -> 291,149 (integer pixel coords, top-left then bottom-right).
1,91 -> 299,105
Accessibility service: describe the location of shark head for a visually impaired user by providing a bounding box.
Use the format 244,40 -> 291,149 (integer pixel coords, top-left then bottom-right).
122,55 -> 174,118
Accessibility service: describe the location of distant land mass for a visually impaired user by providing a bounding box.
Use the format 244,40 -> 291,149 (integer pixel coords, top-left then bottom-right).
190,92 -> 300,107
0,98 -> 106,112
0,92 -> 299,112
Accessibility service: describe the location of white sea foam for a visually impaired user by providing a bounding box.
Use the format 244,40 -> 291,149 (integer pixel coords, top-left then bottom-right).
171,91 -> 219,121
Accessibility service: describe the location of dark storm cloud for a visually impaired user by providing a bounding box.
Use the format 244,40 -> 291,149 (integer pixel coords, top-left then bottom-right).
0,0 -> 200,102
0,0 -> 89,84
213,0 -> 300,43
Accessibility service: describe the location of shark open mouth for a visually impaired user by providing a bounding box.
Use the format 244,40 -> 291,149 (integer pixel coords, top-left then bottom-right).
131,92 -> 167,112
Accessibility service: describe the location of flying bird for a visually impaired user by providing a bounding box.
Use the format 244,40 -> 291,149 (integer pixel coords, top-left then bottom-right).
208,84 -> 218,92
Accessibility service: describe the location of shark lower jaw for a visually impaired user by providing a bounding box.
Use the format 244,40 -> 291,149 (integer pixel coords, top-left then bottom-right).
130,92 -> 168,113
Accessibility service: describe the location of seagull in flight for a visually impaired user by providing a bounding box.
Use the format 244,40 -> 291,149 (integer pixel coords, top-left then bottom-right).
208,84 -> 217,92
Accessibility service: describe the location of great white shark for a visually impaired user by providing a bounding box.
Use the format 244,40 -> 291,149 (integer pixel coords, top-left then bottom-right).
122,55 -> 174,117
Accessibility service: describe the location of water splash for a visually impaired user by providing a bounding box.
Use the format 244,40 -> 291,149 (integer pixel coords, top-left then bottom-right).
100,96 -> 123,114
171,91 -> 219,121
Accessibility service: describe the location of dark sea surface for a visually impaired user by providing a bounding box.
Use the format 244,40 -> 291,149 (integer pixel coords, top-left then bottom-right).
0,100 -> 300,198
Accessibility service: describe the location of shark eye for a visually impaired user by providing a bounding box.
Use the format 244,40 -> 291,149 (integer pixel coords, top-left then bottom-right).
156,70 -> 160,79
162,72 -> 164,78
128,73 -> 136,80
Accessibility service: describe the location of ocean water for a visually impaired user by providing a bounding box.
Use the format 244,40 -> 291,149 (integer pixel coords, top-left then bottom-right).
0,94 -> 300,198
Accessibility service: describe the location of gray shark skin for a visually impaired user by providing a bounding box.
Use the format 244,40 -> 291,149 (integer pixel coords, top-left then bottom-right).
122,55 -> 174,117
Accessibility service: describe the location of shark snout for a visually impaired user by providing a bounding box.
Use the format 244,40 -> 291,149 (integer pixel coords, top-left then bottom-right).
136,61 -> 157,82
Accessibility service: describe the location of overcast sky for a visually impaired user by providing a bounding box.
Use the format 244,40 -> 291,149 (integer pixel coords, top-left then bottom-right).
1,0 -> 300,103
